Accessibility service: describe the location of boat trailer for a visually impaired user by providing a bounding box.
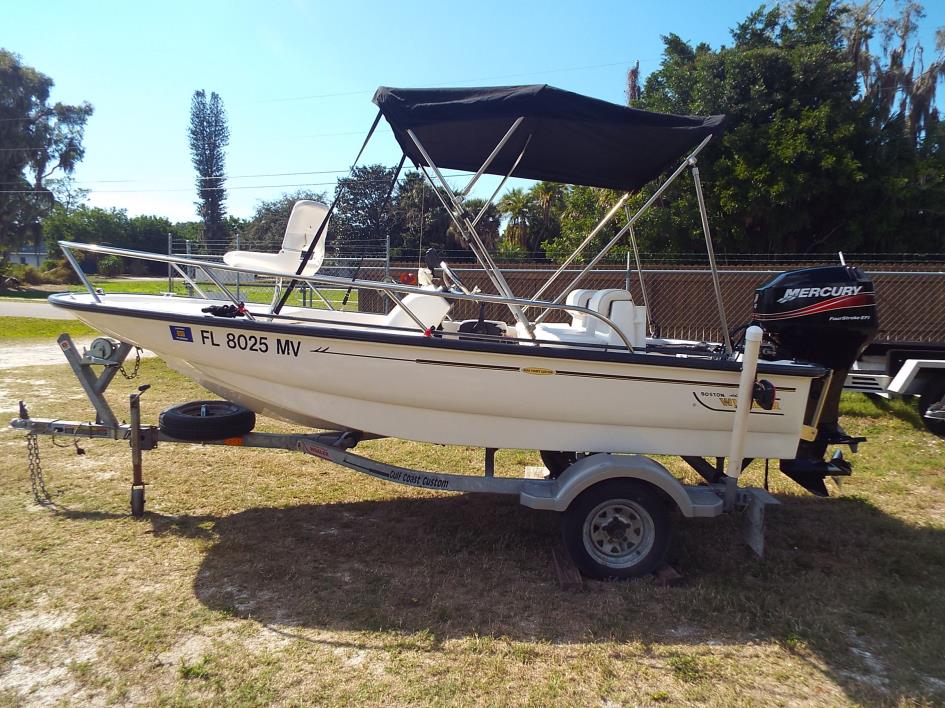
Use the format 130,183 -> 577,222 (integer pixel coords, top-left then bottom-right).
10,331 -> 780,579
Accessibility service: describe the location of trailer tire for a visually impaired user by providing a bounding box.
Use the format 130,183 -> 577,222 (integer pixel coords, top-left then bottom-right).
159,400 -> 256,440
561,479 -> 670,580
918,378 -> 945,436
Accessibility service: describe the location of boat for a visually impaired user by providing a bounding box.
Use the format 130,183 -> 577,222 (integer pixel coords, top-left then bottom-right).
48,84 -> 879,496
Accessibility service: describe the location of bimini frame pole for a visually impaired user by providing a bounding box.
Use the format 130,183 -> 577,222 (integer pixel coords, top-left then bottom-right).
625,215 -> 654,336
529,193 -> 630,305
532,135 -> 714,327
406,125 -> 534,336
692,164 -> 732,354
460,116 -> 525,197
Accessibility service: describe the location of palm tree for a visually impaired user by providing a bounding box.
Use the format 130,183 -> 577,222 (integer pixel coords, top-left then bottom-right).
498,188 -> 533,250
528,181 -> 566,250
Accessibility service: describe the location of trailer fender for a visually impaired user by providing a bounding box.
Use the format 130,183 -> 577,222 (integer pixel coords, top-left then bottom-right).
888,359 -> 945,396
519,453 -> 720,517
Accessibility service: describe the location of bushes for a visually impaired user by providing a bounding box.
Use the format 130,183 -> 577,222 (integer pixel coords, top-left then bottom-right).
97,255 -> 123,277
2,263 -> 44,285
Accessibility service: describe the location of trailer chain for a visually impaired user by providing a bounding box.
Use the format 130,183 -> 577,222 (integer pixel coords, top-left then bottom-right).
26,433 -> 54,506
119,347 -> 142,380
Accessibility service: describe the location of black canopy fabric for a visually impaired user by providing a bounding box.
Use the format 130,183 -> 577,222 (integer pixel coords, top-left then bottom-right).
372,85 -> 725,192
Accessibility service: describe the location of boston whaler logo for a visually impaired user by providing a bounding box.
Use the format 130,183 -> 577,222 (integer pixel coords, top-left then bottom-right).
777,285 -> 862,304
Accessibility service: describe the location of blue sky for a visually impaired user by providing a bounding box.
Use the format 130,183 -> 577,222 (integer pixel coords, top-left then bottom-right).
6,0 -> 945,222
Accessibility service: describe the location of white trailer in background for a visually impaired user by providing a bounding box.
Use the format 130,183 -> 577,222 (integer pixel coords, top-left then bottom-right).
844,341 -> 945,434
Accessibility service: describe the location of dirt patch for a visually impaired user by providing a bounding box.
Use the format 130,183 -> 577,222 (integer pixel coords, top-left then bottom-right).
0,340 -> 154,370
3,610 -> 76,639
0,636 -> 102,705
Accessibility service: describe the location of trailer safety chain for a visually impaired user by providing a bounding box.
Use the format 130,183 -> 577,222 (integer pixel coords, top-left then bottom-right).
27,433 -> 54,507
119,347 -> 142,380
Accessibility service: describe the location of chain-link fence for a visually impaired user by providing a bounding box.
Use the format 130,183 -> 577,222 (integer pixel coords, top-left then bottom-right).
358,261 -> 945,343
166,234 -> 944,343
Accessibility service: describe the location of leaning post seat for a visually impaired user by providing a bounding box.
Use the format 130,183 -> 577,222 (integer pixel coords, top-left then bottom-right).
585,289 -> 647,348
223,201 -> 330,277
383,291 -> 451,331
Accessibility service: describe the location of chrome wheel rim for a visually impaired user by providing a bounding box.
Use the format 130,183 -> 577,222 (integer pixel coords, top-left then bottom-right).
582,498 -> 655,569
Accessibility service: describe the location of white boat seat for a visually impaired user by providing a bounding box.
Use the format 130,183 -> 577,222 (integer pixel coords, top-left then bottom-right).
384,292 -> 451,331
586,288 -> 647,348
565,288 -> 595,328
223,200 -> 329,277
585,289 -> 632,335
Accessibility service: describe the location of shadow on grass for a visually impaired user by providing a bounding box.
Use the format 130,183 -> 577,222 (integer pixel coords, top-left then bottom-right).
44,504 -> 219,541
190,492 -> 945,703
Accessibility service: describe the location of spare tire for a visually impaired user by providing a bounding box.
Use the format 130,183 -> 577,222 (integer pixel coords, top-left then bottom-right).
159,400 -> 256,440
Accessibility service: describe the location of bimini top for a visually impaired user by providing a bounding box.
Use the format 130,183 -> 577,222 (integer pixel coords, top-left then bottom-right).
373,84 -> 725,192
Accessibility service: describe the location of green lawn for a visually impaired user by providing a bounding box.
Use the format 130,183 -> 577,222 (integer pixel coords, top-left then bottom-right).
0,316 -> 97,341
0,327 -> 943,704
1,278 -> 358,309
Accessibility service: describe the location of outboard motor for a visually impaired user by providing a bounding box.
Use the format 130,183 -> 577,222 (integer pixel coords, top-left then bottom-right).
752,266 -> 879,495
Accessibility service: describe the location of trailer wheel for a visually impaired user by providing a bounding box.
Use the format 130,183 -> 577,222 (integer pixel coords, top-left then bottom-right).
561,479 -> 670,579
159,400 -> 256,440
918,378 -> 945,436
540,450 -> 577,478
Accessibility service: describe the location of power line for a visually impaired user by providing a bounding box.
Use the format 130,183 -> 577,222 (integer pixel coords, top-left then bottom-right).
0,170 -> 475,195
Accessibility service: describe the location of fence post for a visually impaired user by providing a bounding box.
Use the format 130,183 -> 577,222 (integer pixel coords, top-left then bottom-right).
235,231 -> 241,301
625,252 -> 631,291
185,240 -> 193,297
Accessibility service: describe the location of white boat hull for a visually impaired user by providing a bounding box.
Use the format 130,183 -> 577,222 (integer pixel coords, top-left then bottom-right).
53,294 -> 820,460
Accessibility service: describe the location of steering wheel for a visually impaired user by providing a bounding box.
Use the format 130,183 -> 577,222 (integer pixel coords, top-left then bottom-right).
424,249 -> 471,294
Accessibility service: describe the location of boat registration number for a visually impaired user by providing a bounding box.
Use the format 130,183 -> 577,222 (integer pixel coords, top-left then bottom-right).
181,327 -> 302,357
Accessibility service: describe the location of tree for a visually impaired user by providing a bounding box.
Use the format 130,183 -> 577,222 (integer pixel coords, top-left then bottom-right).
450,197 -> 500,255
0,50 -> 92,253
188,90 -> 229,253
498,188 -> 533,251
545,0 -> 945,258
392,171 -> 451,258
528,181 -> 566,250
543,186 -> 625,262
331,165 -> 402,256
242,190 -> 328,251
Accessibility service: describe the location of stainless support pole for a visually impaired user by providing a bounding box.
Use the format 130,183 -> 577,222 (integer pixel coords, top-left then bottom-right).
529,193 -> 630,304
61,245 -> 101,303
460,117 -> 524,197
408,130 -> 533,336
171,263 -> 208,299
692,165 -> 732,354
473,137 -> 532,227
382,290 -> 428,331
532,137 -> 715,327
625,216 -> 653,335
625,251 -> 631,291
167,233 -> 173,293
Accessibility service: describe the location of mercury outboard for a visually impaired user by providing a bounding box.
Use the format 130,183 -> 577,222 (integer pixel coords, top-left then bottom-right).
752,265 -> 879,495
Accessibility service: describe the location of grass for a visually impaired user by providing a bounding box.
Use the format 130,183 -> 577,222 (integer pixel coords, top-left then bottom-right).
0,316 -> 97,341
1,278 -> 358,309
0,327 -> 944,704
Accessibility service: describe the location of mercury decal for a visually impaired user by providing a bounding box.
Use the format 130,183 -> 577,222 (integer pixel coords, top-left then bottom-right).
777,285 -> 862,303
